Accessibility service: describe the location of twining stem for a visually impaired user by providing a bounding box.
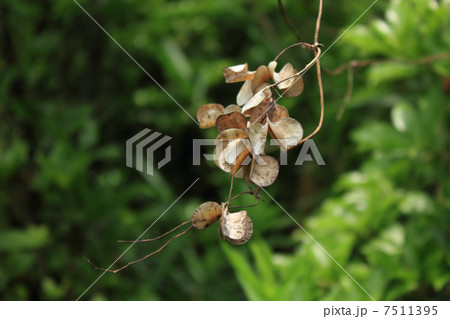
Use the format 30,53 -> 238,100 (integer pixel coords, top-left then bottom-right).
117,220 -> 191,243
292,0 -> 324,147
277,0 -> 302,41
274,42 -> 317,61
314,0 -> 323,44
85,225 -> 193,274
226,174 -> 234,210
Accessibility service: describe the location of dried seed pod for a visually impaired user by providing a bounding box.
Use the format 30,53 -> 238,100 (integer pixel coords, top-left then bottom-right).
242,87 -> 271,116
268,61 -> 277,76
215,138 -> 251,174
237,80 -> 253,106
192,201 -> 222,230
216,112 -> 247,132
268,104 -> 289,123
219,209 -> 253,245
249,100 -> 269,124
250,155 -> 279,187
215,128 -> 249,145
224,104 -> 242,114
249,122 -> 268,155
269,117 -> 303,152
197,103 -> 224,129
251,66 -> 271,93
223,63 -> 255,83
272,63 -> 304,98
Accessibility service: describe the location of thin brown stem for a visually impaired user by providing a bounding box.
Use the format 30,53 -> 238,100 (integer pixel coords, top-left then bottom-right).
326,53 -> 450,76
336,67 -> 354,120
314,0 -> 323,44
117,220 -> 191,243
85,225 -> 194,274
277,0 -> 302,41
226,174 -> 234,209
293,51 -> 324,148
274,42 -> 317,62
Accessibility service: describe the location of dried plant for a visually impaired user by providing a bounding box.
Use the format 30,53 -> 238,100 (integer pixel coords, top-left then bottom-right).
87,0 -> 325,273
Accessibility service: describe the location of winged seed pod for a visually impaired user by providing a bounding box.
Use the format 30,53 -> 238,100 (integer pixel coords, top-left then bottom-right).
268,117 -> 303,152
192,201 -> 222,230
197,103 -> 225,129
222,63 -> 255,83
219,208 -> 253,245
272,62 -> 304,98
215,111 -> 247,132
249,155 -> 279,187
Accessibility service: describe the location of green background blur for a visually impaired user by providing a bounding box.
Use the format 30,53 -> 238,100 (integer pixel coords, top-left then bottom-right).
1,0 -> 449,301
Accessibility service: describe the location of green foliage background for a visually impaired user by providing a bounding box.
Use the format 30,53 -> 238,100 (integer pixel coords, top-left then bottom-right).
0,0 -> 449,300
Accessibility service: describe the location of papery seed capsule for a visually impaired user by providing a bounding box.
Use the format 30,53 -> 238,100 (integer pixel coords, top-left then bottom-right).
219,209 -> 253,245
192,201 -> 222,230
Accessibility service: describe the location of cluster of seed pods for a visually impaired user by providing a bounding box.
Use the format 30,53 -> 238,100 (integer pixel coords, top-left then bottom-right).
86,58 -> 311,272
197,61 -> 305,188
193,60 -> 307,245
192,201 -> 253,245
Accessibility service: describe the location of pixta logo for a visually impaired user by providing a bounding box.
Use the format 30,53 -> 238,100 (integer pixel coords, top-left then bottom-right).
126,128 -> 172,176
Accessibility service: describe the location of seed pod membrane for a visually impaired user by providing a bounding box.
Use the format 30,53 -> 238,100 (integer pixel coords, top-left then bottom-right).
268,104 -> 289,123
272,63 -> 304,98
223,63 -> 255,83
219,210 -> 253,245
250,155 -> 279,187
197,104 -> 224,129
251,66 -> 271,93
216,112 -> 247,132
237,80 -> 253,106
192,201 -> 222,230
269,117 -> 303,152
224,104 -> 242,114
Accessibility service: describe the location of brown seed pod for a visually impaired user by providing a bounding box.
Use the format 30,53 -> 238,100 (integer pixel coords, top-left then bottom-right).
242,87 -> 271,116
224,104 -> 242,114
236,79 -> 253,106
249,122 -> 268,155
216,112 -> 247,132
250,155 -> 279,187
269,117 -> 303,152
192,201 -> 222,230
219,209 -> 253,245
251,65 -> 271,93
214,138 -> 251,174
197,103 -> 224,129
268,104 -> 289,123
272,63 -> 304,98
223,63 -> 255,83
215,128 -> 249,145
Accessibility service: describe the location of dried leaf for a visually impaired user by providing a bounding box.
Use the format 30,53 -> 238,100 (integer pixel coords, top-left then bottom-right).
250,155 -> 279,187
268,104 -> 289,123
216,112 -> 247,132
219,210 -> 253,245
251,65 -> 271,92
249,123 -> 268,155
269,117 -> 303,152
224,104 -> 242,114
236,80 -> 253,106
223,63 -> 255,83
192,201 -> 222,230
197,103 -> 224,129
